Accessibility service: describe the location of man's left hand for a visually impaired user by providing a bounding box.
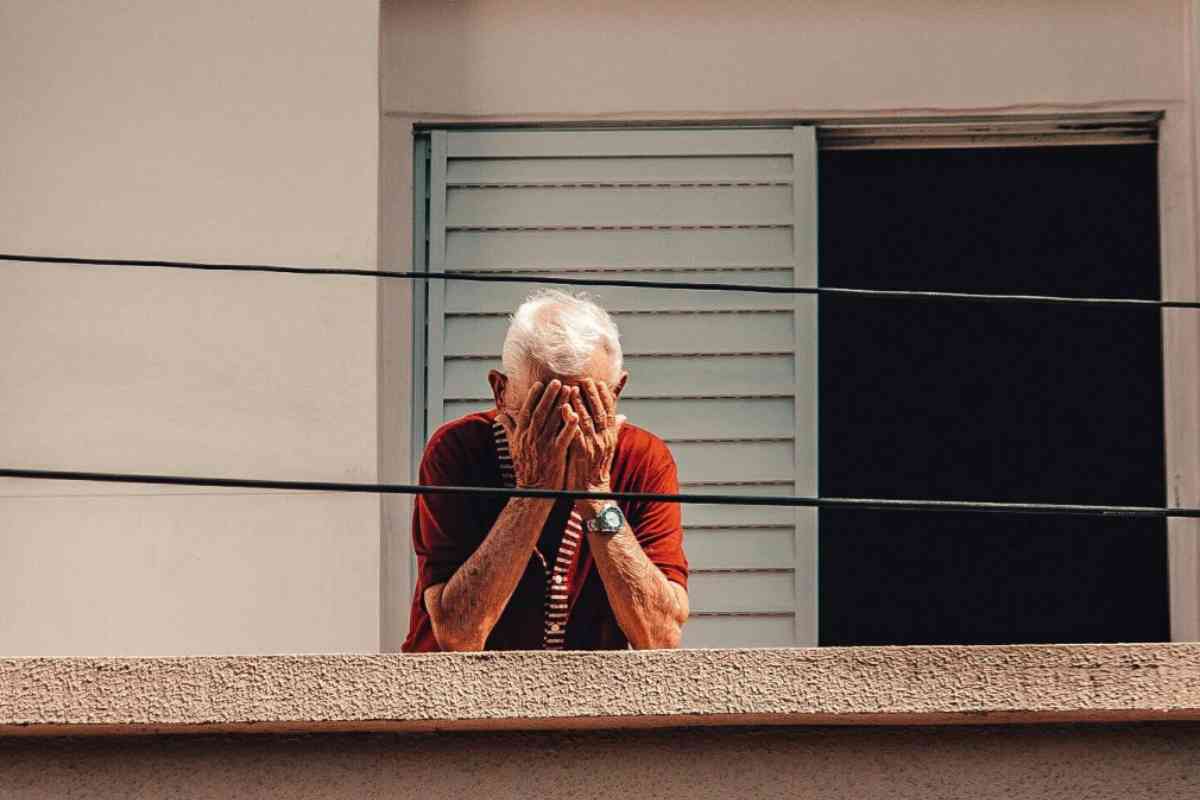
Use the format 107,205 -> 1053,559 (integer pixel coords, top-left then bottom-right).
565,379 -> 624,492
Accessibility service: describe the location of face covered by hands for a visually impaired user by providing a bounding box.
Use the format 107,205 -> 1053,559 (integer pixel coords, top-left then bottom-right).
494,379 -> 580,490
563,378 -> 626,493
490,371 -> 626,493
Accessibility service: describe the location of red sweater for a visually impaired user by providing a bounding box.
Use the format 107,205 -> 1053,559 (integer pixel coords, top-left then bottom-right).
402,409 -> 688,652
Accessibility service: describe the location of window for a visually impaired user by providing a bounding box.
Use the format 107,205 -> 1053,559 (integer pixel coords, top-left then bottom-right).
413,120 -> 1171,647
819,144 -> 1167,645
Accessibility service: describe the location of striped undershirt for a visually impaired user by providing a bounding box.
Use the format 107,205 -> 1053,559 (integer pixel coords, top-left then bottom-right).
493,421 -> 583,651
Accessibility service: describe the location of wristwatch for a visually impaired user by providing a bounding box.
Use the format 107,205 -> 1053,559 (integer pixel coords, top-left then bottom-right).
584,503 -> 625,535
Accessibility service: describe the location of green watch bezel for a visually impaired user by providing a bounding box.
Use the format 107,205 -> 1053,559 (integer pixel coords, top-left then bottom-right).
588,504 -> 624,534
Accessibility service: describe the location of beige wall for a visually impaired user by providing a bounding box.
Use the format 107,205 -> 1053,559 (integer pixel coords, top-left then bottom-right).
0,1 -> 383,655
4,724 -> 1200,800
383,0 -> 1185,117
3,0 -> 1198,656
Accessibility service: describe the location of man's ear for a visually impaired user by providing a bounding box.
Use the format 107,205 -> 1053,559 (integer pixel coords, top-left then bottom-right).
487,370 -> 507,409
613,371 -> 629,398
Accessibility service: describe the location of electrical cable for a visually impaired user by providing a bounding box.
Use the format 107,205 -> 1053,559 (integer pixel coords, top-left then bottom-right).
3,250 -> 1196,518
4,253 -> 1199,309
2,468 -> 1198,518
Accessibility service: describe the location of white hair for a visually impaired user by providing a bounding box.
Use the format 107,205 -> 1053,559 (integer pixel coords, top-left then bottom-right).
501,289 -> 623,383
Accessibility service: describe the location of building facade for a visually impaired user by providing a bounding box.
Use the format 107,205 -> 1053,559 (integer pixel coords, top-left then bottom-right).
3,1 -> 1200,796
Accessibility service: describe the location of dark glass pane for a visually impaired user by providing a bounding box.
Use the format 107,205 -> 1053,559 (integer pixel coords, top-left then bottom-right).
818,145 -> 1168,646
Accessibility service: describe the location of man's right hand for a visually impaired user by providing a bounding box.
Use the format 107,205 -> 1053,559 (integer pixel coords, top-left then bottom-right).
496,379 -> 580,490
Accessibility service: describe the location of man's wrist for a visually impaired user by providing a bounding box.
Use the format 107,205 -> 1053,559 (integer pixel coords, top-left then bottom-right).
509,491 -> 558,512
574,489 -> 613,520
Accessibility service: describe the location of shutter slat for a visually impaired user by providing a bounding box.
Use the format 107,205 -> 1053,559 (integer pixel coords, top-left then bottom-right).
682,615 -> 795,648
444,311 -> 795,357
447,129 -> 795,158
679,484 -> 799,528
671,441 -> 795,484
447,155 -> 794,183
446,185 -> 792,228
444,270 -> 794,313
685,528 -> 795,570
446,228 -> 793,268
688,572 -> 796,614
622,398 -> 793,440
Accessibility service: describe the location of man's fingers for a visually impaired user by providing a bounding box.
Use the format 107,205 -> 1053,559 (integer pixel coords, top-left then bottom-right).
583,379 -> 606,430
570,389 -> 594,432
558,402 -> 575,436
600,383 -> 619,429
496,412 -> 516,437
555,407 -> 580,450
531,379 -> 562,433
517,382 -> 543,430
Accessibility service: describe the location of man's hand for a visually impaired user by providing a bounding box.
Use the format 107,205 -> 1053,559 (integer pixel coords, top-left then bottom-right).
564,378 -> 686,649
496,379 -> 579,490
566,379 -> 625,492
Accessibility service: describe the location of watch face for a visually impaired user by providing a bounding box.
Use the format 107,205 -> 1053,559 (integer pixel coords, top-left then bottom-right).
601,507 -> 623,530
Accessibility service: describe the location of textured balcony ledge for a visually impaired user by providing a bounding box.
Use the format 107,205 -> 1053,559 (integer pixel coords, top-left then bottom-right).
3,644 -> 1200,737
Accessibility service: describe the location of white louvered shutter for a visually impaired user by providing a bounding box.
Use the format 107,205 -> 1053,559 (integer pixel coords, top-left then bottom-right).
422,128 -> 818,647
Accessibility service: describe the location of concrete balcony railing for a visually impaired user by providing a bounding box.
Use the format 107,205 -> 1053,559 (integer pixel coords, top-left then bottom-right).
4,643 -> 1200,736
4,644 -> 1200,799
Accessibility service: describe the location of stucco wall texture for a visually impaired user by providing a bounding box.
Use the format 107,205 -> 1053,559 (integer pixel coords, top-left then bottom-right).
4,646 -> 1200,735
3,724 -> 1200,799
6,647 -> 1200,799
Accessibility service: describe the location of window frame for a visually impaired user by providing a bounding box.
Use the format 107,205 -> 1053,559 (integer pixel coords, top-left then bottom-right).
396,111 -> 1200,646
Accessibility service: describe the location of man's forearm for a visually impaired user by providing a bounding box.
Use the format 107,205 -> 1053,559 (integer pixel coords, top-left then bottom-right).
428,497 -> 555,651
583,503 -> 689,649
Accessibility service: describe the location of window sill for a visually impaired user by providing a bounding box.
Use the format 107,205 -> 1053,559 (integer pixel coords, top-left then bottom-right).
3,643 -> 1199,737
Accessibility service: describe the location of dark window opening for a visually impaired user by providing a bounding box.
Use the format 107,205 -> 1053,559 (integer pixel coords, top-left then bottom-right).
818,145 -> 1169,646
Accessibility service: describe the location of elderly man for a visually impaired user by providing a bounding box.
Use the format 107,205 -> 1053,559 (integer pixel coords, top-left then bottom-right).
402,289 -> 689,651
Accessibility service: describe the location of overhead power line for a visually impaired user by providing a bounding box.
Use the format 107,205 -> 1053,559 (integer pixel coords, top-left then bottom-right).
4,253 -> 1198,309
3,468 -> 1198,518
